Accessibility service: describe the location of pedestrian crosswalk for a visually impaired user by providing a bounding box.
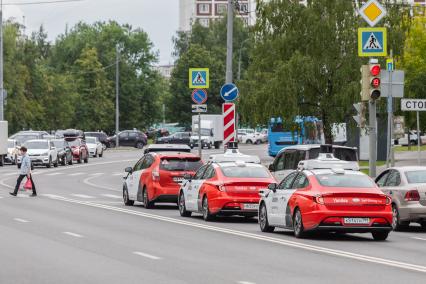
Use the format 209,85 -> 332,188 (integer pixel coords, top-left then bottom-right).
42,193 -> 123,201
1,171 -> 125,178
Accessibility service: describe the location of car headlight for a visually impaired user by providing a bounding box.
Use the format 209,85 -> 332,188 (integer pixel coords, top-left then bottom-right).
43,151 -> 49,156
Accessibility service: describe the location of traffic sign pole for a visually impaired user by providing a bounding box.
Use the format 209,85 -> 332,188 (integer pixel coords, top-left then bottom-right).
198,113 -> 202,158
386,52 -> 394,168
417,111 -> 421,165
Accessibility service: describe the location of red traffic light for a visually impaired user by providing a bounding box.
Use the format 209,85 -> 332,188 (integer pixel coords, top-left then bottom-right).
371,78 -> 380,88
370,65 -> 381,76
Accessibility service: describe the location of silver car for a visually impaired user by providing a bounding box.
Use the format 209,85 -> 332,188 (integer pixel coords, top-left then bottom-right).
375,166 -> 426,230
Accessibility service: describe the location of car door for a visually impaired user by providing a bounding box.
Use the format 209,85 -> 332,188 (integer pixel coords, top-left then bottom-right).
119,132 -> 130,146
275,150 -> 297,182
184,164 -> 208,211
170,133 -> 180,144
127,157 -> 145,199
182,132 -> 191,145
382,170 -> 403,207
196,165 -> 216,211
128,132 -> 138,147
139,155 -> 156,199
283,173 -> 309,227
268,171 -> 299,226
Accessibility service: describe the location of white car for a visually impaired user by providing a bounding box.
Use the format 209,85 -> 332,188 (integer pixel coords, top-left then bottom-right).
237,129 -> 263,144
6,139 -> 20,165
86,137 -> 103,158
397,131 -> 426,146
18,139 -> 59,168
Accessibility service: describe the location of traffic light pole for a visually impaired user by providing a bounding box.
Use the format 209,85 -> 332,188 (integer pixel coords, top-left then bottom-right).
369,99 -> 377,178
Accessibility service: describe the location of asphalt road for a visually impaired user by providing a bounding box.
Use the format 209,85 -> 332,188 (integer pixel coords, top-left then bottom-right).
1,145 -> 426,284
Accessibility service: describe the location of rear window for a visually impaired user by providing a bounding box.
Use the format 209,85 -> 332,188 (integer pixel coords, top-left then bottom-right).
309,148 -> 357,161
405,171 -> 426,184
160,158 -> 203,171
220,165 -> 270,178
316,174 -> 375,188
24,141 -> 49,150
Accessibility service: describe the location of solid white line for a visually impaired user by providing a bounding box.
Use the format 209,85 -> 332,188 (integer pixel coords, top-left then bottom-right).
82,175 -> 120,192
63,232 -> 83,238
113,173 -> 123,176
41,194 -> 65,199
71,194 -> 94,199
102,194 -> 122,199
42,195 -> 426,274
412,237 -> 426,241
14,218 -> 30,223
237,281 -> 256,284
45,173 -> 63,176
69,173 -> 85,176
133,251 -> 162,260
90,173 -> 104,176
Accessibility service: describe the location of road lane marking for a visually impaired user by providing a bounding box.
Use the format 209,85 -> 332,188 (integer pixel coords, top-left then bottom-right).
41,194 -> 65,199
82,175 -> 120,192
102,194 -> 122,199
113,173 -> 123,176
63,232 -> 83,238
17,193 -> 29,198
412,237 -> 426,241
237,281 -> 256,284
42,195 -> 426,274
90,173 -> 104,176
133,251 -> 162,260
69,173 -> 85,176
3,172 -> 18,176
71,194 -> 94,199
0,196 -> 3,199
14,218 -> 30,223
46,173 -> 63,176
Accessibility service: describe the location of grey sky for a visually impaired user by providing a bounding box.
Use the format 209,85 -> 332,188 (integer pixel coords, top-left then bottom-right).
3,0 -> 179,65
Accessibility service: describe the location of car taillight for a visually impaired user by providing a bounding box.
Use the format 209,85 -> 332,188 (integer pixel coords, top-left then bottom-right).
217,185 -> 226,192
152,169 -> 160,181
313,195 -> 324,205
385,196 -> 392,205
404,190 -> 420,202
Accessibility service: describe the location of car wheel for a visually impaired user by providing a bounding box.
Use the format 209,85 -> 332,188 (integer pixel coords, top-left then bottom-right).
293,208 -> 306,238
420,221 -> 426,231
77,154 -> 82,164
143,188 -> 154,209
214,142 -> 220,149
208,143 -> 212,149
178,191 -> 191,217
84,154 -> 88,163
99,151 -> 103,158
392,204 -> 409,231
202,196 -> 214,221
136,142 -> 144,149
255,140 -> 261,145
46,157 -> 52,168
68,156 -> 73,165
102,143 -> 107,151
123,186 -> 134,206
372,231 -> 389,241
12,155 -> 17,165
94,151 -> 97,158
109,142 -> 115,148
259,203 -> 275,233
54,156 -> 59,167
246,139 -> 253,144
61,156 -> 66,166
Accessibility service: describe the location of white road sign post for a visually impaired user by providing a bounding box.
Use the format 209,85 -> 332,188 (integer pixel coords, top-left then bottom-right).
401,99 -> 426,165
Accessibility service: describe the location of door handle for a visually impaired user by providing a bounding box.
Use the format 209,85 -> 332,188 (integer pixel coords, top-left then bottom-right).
389,190 -> 393,195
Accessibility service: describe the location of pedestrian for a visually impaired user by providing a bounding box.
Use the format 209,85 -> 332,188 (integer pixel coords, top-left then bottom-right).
10,146 -> 37,197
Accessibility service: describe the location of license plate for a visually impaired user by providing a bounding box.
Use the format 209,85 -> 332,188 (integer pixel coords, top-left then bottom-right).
343,218 -> 370,225
243,203 -> 259,210
173,177 -> 184,183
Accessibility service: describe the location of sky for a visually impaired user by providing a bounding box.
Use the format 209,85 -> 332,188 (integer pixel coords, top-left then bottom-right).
2,0 -> 179,65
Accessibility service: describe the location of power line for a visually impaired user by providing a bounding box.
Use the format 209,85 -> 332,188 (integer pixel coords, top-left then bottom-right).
2,0 -> 84,6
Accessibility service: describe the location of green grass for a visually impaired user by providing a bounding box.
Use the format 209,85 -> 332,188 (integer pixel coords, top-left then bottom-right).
394,145 -> 426,152
359,160 -> 386,175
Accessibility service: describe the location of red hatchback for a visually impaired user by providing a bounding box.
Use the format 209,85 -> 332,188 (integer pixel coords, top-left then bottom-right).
65,138 -> 89,163
123,152 -> 203,208
178,162 -> 276,221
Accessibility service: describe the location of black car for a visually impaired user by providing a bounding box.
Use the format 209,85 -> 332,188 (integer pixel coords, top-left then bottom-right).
85,131 -> 109,149
52,139 -> 73,166
108,130 -> 147,148
155,132 -> 191,145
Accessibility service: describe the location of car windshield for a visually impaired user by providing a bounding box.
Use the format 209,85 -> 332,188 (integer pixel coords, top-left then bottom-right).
160,158 -> 202,171
220,165 -> 270,178
67,140 -> 80,147
308,148 -> 357,161
53,140 -> 65,148
86,137 -> 97,144
405,170 -> 426,184
15,135 -> 38,144
24,141 -> 49,150
7,141 -> 14,148
199,129 -> 211,136
316,173 -> 375,188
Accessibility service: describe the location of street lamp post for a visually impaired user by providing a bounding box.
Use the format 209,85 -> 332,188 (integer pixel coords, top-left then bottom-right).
0,0 -> 4,121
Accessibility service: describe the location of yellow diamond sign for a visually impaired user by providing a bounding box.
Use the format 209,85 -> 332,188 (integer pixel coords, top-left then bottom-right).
359,0 -> 387,27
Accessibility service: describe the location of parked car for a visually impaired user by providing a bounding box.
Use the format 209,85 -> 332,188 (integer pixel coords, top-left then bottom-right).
18,139 -> 59,168
86,137 -> 104,158
155,132 -> 191,145
52,139 -> 73,166
5,139 -> 20,165
85,131 -> 109,149
108,130 -> 147,148
237,128 -> 263,144
10,133 -> 45,145
396,131 -> 426,146
65,137 -> 89,163
375,166 -> 426,230
10,130 -> 50,140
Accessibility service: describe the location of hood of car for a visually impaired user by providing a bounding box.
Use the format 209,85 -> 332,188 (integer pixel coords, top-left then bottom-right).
28,149 -> 49,155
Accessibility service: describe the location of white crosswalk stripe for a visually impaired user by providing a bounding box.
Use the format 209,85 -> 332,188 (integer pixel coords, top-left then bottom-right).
113,173 -> 123,176
71,194 -> 94,199
90,173 -> 104,176
102,194 -> 122,199
45,172 -> 64,176
68,173 -> 85,176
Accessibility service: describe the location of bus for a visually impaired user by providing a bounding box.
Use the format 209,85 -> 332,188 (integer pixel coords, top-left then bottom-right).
268,116 -> 323,157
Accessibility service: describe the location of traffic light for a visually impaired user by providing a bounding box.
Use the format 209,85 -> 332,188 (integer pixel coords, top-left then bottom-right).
360,65 -> 370,101
369,63 -> 381,100
353,102 -> 366,128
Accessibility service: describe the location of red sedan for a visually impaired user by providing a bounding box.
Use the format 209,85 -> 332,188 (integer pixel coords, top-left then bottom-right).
178,162 -> 276,221
259,168 -> 393,240
65,138 -> 89,163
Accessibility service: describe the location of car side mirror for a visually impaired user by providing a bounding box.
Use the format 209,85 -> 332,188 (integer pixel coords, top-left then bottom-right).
268,164 -> 275,172
268,183 -> 278,193
125,167 -> 133,173
183,173 -> 192,181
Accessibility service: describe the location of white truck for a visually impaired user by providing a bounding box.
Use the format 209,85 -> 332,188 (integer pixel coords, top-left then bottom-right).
0,121 -> 8,166
191,115 -> 223,149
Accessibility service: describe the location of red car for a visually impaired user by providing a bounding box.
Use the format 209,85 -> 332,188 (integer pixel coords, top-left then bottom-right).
259,168 -> 393,240
65,138 -> 89,164
123,151 -> 203,208
178,161 -> 276,221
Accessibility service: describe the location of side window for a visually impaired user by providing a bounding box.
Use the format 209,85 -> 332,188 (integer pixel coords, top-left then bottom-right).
202,166 -> 215,180
284,151 -> 296,170
295,150 -> 306,168
376,170 -> 390,187
133,157 -> 145,171
279,172 -> 298,190
129,132 -> 137,139
142,155 -> 154,169
274,153 -> 285,171
182,133 -> 190,138
119,132 -> 128,139
386,170 -> 401,187
194,165 -> 208,179
292,174 -> 309,189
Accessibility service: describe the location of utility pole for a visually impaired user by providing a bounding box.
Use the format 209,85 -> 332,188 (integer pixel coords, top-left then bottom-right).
369,99 -> 377,177
225,0 -> 233,84
115,44 -> 120,148
0,0 -> 4,121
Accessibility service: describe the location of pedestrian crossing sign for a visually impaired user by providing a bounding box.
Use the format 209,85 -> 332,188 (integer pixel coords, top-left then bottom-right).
189,68 -> 209,89
358,27 -> 387,57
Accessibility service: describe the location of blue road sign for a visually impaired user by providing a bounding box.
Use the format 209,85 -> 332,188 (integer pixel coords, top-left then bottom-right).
220,83 -> 239,102
191,89 -> 208,104
358,27 -> 387,57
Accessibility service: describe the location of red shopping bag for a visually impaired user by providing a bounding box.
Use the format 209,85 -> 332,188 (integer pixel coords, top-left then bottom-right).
24,178 -> 33,190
